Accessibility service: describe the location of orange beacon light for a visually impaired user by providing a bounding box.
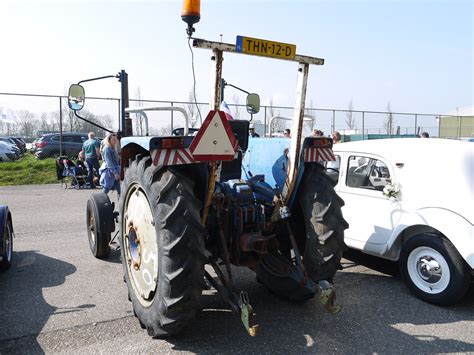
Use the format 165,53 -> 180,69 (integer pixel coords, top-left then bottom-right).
182,0 -> 201,37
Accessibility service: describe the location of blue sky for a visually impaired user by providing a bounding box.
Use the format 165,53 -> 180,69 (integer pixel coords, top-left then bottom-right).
0,0 -> 472,118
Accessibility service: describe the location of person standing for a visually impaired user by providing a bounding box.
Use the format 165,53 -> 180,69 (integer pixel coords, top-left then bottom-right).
99,133 -> 121,196
81,132 -> 100,189
332,131 -> 342,143
249,124 -> 260,137
312,129 -> 324,137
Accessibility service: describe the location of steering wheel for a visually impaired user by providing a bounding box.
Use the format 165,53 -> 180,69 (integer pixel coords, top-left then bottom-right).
172,127 -> 199,136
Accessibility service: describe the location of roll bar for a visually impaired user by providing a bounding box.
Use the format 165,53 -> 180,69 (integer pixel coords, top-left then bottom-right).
125,106 -> 190,136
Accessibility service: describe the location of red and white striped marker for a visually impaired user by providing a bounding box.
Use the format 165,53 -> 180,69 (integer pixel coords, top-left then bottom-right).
151,148 -> 197,167
304,147 -> 336,162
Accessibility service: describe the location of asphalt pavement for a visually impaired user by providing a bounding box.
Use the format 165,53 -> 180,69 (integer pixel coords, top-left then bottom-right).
0,184 -> 472,354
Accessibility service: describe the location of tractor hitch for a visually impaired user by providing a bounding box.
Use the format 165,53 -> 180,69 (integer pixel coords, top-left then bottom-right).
206,261 -> 260,336
239,292 -> 259,337
317,280 -> 342,314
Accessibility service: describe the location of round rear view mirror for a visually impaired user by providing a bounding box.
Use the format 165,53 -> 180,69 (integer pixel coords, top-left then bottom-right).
68,84 -> 85,111
246,93 -> 260,115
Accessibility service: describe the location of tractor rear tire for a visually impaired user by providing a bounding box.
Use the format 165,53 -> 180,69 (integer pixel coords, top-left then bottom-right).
120,155 -> 206,337
255,163 -> 348,301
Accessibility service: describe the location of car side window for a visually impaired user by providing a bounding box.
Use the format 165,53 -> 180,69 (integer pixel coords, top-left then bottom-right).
71,136 -> 85,143
51,135 -> 61,142
346,156 -> 391,191
325,155 -> 341,183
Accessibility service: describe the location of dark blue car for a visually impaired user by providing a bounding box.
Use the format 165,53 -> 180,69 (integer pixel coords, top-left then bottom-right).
34,133 -> 88,159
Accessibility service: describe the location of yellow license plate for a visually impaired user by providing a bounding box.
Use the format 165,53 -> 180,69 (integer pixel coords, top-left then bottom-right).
236,36 -> 296,60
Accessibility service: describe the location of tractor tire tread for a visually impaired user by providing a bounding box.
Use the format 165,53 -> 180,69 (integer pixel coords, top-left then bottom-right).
121,157 -> 205,338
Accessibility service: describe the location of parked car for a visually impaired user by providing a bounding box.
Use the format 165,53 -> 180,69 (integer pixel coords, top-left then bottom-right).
34,133 -> 88,159
0,141 -> 19,162
0,137 -> 21,157
11,137 -> 26,153
330,138 -> 473,305
30,137 -> 40,153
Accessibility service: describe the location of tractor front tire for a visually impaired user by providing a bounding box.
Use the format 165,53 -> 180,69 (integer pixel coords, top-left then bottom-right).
86,193 -> 114,259
120,155 -> 206,337
255,163 -> 348,301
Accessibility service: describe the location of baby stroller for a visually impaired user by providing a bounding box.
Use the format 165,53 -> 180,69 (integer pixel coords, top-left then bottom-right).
56,156 -> 88,189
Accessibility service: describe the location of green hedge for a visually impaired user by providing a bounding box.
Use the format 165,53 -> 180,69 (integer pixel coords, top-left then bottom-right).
0,154 -> 58,186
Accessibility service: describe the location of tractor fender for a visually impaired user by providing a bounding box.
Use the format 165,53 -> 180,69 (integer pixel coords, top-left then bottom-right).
271,151 -> 308,209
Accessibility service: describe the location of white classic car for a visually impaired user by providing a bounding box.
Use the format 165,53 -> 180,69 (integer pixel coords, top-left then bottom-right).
329,138 -> 473,305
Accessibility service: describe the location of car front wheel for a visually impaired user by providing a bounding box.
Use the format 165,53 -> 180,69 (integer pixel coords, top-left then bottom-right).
399,233 -> 470,306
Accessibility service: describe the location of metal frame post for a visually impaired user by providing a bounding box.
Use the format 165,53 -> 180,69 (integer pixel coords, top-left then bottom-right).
59,97 -> 63,156
201,48 -> 224,225
438,115 -> 441,137
458,116 -> 461,138
119,70 -> 132,136
264,106 -> 267,136
414,114 -> 418,136
332,110 -> 335,134
210,49 -> 223,110
171,101 -> 174,133
282,62 -> 309,202
362,111 -> 365,140
118,99 -> 121,132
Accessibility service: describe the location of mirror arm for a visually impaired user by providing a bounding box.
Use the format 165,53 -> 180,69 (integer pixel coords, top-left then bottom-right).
73,111 -> 114,133
224,82 -> 250,95
78,75 -> 118,85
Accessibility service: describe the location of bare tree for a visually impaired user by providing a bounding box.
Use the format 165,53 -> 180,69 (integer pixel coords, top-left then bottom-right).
134,87 -> 144,135
39,112 -> 58,133
231,94 -> 241,119
16,110 -> 37,139
185,91 -> 198,128
384,101 -> 396,135
345,100 -> 357,129
267,97 -> 285,134
156,124 -> 172,136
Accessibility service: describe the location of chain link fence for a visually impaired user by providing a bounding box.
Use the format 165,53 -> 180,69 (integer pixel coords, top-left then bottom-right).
1,91 -> 472,157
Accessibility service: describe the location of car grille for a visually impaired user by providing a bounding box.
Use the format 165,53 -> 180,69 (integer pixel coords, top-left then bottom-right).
6,153 -> 17,161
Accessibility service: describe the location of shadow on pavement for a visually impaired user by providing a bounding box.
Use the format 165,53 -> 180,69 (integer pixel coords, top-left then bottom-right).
163,266 -> 473,354
343,249 -> 400,276
0,250 -> 94,354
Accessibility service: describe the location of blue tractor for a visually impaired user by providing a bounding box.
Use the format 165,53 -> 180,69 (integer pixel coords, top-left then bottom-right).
68,3 -> 348,338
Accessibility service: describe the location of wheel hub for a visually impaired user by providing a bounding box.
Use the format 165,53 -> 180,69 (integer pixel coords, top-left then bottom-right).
407,246 -> 450,294
124,186 -> 158,306
417,256 -> 442,283
88,214 -> 96,245
127,224 -> 141,270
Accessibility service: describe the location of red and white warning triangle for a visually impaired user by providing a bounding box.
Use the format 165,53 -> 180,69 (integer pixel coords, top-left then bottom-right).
189,110 -> 237,161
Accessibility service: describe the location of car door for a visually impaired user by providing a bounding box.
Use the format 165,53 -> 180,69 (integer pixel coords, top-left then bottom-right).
337,153 -> 401,254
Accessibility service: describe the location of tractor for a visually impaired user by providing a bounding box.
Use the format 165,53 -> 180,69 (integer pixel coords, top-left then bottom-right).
68,1 -> 348,337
